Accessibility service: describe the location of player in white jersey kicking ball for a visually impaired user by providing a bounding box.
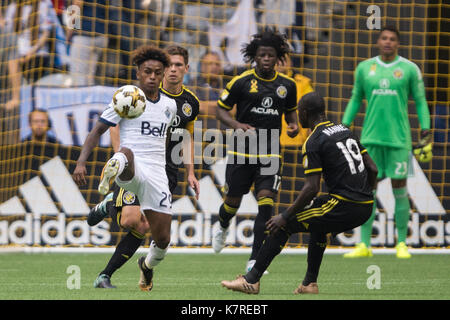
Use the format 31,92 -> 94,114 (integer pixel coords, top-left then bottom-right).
72,45 -> 177,292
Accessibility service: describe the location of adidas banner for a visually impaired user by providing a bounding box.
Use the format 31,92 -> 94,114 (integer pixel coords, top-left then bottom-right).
0,143 -> 449,248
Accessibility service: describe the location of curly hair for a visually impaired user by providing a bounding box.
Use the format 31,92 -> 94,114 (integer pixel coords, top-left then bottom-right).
131,45 -> 170,68
241,27 -> 290,65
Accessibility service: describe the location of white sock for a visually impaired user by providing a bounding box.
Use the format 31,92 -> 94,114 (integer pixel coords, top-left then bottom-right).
110,152 -> 128,176
144,240 -> 169,269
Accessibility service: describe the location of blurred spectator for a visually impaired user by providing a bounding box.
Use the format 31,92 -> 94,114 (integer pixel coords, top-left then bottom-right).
51,0 -> 65,25
109,0 -> 146,84
194,51 -> 225,117
276,54 -> 313,146
67,0 -> 108,86
4,0 -> 56,111
22,108 -> 60,143
0,1 -> 17,106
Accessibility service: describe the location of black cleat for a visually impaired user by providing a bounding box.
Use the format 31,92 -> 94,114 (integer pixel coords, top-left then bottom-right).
137,256 -> 153,291
93,274 -> 117,289
87,193 -> 113,226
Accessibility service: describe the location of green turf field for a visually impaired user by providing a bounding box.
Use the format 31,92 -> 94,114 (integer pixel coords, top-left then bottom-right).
0,252 -> 449,300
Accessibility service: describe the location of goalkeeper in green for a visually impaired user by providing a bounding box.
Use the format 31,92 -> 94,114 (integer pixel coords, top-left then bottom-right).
342,26 -> 431,259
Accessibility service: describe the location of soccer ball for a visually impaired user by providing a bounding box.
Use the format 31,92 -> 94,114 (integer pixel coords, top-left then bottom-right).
112,85 -> 146,119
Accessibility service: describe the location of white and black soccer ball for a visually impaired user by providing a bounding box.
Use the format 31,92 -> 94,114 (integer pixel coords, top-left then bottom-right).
112,85 -> 146,119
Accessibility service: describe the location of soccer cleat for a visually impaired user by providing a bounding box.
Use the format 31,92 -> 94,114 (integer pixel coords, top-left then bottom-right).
212,226 -> 229,253
221,275 -> 260,295
98,158 -> 120,195
246,260 -> 269,275
396,242 -> 412,259
137,256 -> 154,291
87,192 -> 113,226
343,242 -> 373,258
93,274 -> 116,289
293,282 -> 319,294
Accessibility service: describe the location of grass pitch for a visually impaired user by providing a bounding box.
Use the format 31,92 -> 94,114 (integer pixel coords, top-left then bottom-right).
0,252 -> 449,300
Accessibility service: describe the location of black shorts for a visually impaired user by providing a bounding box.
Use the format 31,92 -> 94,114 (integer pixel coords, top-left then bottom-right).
165,165 -> 179,195
107,185 -> 140,227
112,184 -> 140,209
224,156 -> 282,197
285,194 -> 372,235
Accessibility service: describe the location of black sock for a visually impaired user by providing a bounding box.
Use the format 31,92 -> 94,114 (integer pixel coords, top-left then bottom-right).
100,231 -> 143,277
250,203 -> 273,260
218,203 -> 238,229
302,232 -> 327,286
244,230 -> 289,284
108,202 -> 121,227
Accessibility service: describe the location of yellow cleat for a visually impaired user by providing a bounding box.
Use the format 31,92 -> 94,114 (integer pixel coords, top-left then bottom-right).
396,242 -> 411,259
98,158 -> 120,195
343,243 -> 373,258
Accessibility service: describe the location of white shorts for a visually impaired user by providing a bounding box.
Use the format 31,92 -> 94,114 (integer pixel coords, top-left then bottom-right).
115,160 -> 172,215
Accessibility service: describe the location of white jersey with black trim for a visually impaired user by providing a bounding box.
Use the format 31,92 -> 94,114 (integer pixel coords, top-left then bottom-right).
100,91 -> 177,166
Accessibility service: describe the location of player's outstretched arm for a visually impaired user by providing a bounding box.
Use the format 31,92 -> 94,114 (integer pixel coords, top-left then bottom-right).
73,121 -> 110,186
266,174 -> 320,234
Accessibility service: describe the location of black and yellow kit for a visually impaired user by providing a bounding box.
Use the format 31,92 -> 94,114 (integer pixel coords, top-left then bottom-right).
285,121 -> 374,234
161,85 -> 200,192
218,69 -> 297,196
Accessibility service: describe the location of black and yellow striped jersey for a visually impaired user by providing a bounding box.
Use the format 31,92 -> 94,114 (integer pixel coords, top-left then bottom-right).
302,121 -> 373,202
161,85 -> 200,169
218,69 -> 297,157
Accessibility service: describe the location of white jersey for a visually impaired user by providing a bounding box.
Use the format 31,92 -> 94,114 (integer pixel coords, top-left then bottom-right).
100,90 -> 177,166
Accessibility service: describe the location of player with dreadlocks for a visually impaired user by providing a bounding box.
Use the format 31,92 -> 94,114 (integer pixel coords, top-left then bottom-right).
213,27 -> 300,274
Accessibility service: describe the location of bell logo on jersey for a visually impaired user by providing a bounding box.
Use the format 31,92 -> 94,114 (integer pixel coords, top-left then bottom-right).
141,122 -> 168,137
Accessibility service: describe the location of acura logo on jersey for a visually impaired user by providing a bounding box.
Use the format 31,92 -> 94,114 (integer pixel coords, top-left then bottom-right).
379,78 -> 390,88
373,78 -> 397,96
141,122 -> 168,137
171,115 -> 181,127
261,97 -> 273,108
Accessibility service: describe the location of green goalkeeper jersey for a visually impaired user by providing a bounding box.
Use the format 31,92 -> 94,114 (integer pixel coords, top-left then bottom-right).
342,55 -> 430,150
